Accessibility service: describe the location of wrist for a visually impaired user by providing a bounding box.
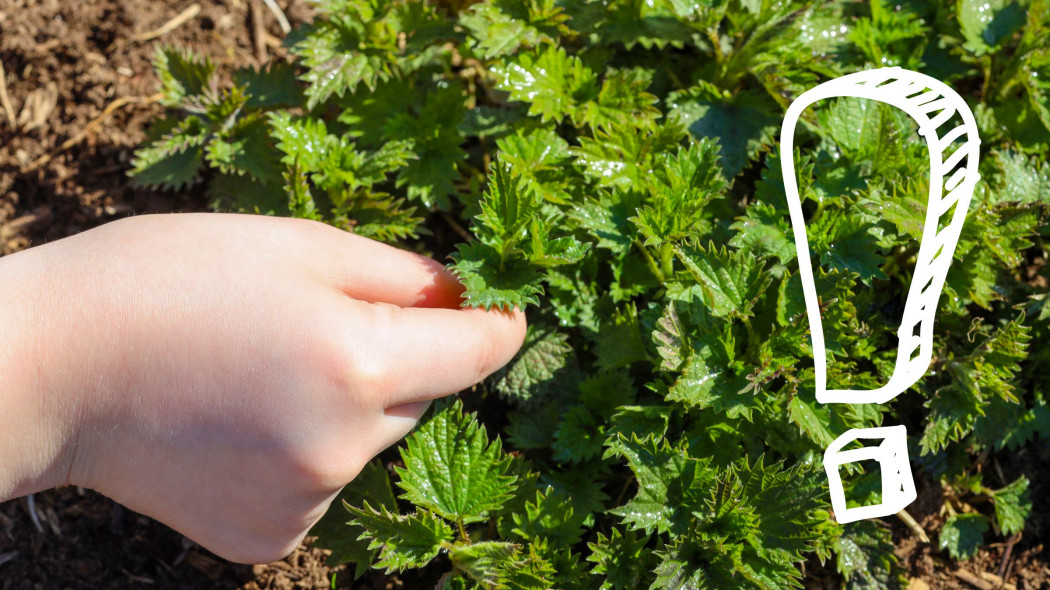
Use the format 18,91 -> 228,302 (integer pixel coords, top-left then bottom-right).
0,247 -> 83,500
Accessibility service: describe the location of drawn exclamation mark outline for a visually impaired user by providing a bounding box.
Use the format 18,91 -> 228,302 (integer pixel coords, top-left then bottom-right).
779,67 -> 981,523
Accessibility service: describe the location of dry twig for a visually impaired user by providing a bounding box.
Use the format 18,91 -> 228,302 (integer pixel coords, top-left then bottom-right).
952,569 -> 994,590
249,0 -> 268,63
260,0 -> 291,34
998,532 -> 1021,579
20,93 -> 163,174
130,3 -> 202,42
896,509 -> 931,543
951,569 -> 1018,590
0,61 -> 15,130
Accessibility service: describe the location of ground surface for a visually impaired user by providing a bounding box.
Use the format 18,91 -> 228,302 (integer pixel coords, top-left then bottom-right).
1,0 -> 1048,588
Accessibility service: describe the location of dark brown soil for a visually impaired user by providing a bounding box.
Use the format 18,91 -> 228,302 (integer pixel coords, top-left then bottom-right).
1,0 -> 1049,589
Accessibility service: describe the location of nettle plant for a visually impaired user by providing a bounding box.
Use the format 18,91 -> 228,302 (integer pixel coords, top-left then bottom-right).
132,0 -> 1050,587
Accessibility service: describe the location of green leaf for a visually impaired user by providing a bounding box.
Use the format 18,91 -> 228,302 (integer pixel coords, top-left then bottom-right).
494,324 -> 573,404
958,0 -> 1027,56
448,241 -> 544,311
448,541 -> 519,587
153,45 -> 214,105
674,242 -> 772,319
476,163 -> 542,254
607,435 -> 712,535
310,460 -> 397,577
991,150 -> 1050,205
204,116 -> 281,185
787,396 -> 836,449
233,61 -> 303,109
129,116 -> 209,190
552,405 -> 604,463
810,212 -> 887,285
509,487 -> 586,546
396,400 -> 518,524
939,513 -> 988,560
384,84 -> 467,208
295,15 -> 396,109
347,503 -> 453,572
492,45 -> 598,124
630,139 -> 728,246
992,476 -> 1031,536
834,520 -> 906,589
729,201 -> 797,265
669,87 -> 780,178
586,527 -> 652,590
582,68 -> 661,130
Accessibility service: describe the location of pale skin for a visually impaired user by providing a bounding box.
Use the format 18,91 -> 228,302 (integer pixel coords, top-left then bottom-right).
0,213 -> 526,564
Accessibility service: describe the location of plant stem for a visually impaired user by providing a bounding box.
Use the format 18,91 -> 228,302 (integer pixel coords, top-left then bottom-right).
637,240 -> 665,283
660,242 -> 675,279
456,518 -> 468,542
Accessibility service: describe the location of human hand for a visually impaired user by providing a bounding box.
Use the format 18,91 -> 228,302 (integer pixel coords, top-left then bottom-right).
0,213 -> 526,563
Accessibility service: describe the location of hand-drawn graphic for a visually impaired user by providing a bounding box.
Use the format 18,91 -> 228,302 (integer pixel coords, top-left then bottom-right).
779,67 -> 981,523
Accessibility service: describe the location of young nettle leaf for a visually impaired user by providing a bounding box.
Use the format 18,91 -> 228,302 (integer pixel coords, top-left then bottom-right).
310,460 -> 397,577
833,520 -> 907,589
204,116 -> 281,186
496,126 -> 574,203
606,405 -> 672,445
939,513 -> 989,560
674,241 -> 772,319
293,0 -> 427,110
572,120 -> 688,191
347,503 -> 454,573
810,211 -> 888,285
859,177 -> 928,242
527,226 -> 590,268
992,476 -> 1032,536
232,61 -> 303,109
581,68 -> 661,130
383,85 -> 467,208
475,163 -> 542,256
494,325 -> 573,404
729,200 -> 797,265
552,405 -> 604,463
509,487 -> 586,547
818,97 -> 919,173
668,85 -> 780,178
586,527 -> 652,590
957,0 -> 1027,57
492,45 -> 598,124
848,0 -> 927,69
630,139 -> 728,247
153,45 -> 215,106
449,241 -> 545,310
396,400 -> 518,525
130,116 -> 209,191
449,541 -> 554,590
496,548 -> 558,590
606,434 -> 713,536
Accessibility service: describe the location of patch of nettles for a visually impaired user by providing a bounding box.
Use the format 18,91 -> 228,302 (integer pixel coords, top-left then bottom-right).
132,0 -> 1050,587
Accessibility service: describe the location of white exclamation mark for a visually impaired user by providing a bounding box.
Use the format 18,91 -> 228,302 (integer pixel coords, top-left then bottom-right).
780,67 -> 981,524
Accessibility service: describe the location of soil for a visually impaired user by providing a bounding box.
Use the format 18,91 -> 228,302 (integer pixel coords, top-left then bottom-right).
1,0 -> 1049,588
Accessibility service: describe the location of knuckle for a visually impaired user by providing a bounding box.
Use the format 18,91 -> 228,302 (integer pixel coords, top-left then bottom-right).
344,303 -> 400,404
